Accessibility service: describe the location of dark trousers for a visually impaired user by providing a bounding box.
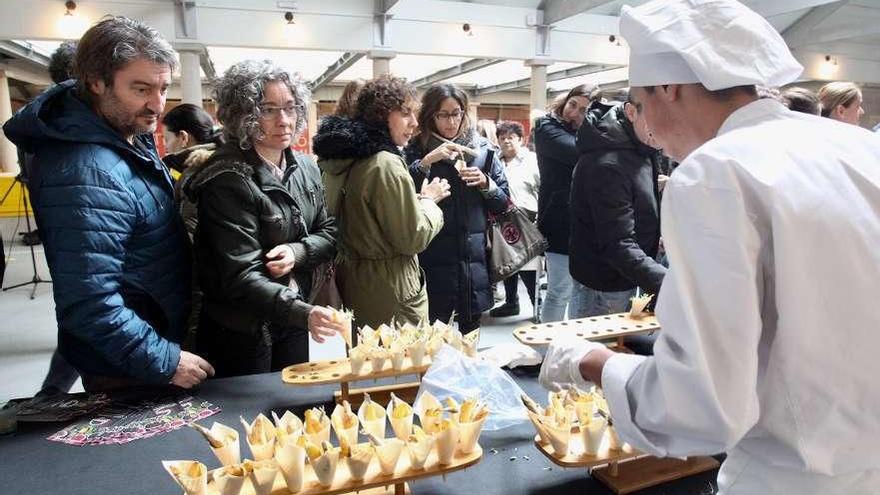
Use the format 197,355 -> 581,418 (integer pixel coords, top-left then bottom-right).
197,319 -> 309,378
503,270 -> 537,306
38,350 -> 79,396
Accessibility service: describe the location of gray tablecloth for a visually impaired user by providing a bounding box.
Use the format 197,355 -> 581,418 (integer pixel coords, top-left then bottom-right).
0,367 -> 719,494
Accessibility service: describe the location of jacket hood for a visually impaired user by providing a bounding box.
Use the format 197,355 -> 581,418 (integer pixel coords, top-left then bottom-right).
313,115 -> 401,175
3,81 -> 157,166
163,143 -> 217,173
577,101 -> 653,156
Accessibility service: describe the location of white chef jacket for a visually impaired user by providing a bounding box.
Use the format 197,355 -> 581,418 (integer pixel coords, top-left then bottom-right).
601,98 -> 880,494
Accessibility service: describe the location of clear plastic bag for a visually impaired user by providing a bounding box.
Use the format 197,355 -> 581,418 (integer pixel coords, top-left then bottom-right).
415,345 -> 528,431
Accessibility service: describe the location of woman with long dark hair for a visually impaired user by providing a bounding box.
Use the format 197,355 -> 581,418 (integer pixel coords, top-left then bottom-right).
405,83 -> 510,334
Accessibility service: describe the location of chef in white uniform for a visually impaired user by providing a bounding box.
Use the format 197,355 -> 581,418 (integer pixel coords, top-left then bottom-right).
539,1 -> 880,493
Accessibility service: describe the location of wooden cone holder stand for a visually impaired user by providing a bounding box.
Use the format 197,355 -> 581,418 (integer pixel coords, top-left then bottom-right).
282,357 -> 431,408
513,312 -> 660,348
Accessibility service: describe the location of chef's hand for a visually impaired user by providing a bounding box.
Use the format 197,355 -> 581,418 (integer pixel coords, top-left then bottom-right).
171,351 -> 215,389
460,167 -> 488,189
539,336 -> 605,392
265,244 -> 295,278
308,306 -> 345,343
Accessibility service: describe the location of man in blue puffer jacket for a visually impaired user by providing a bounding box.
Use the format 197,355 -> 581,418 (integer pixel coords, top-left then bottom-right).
3,17 -> 214,391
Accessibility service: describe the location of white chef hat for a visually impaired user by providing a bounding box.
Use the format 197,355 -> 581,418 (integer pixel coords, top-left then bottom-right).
620,0 -> 803,90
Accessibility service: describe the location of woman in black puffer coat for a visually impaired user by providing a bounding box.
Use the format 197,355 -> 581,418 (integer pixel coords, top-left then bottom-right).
405,84 -> 510,333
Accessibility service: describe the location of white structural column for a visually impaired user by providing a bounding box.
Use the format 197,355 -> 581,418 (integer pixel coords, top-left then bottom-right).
178,49 -> 203,107
369,50 -> 396,78
0,69 -> 18,174
527,58 -> 553,112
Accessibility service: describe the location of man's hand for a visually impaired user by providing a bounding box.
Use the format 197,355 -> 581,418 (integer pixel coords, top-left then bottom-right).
265,244 -> 296,278
539,336 -> 606,391
171,351 -> 215,389
308,306 -> 346,343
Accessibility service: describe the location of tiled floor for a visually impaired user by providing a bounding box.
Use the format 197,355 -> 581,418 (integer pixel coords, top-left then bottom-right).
0,216 -> 539,403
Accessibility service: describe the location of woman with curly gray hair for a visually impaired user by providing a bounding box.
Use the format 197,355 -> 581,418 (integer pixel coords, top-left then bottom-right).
182,59 -> 343,377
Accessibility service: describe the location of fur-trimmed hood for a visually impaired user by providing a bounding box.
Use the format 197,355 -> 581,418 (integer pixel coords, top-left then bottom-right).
313,115 -> 401,175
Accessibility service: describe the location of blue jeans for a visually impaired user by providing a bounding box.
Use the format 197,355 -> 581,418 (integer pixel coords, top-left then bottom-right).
569,281 -> 635,319
540,252 -> 573,323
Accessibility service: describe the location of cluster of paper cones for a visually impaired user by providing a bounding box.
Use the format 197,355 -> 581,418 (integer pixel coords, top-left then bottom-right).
348,320 -> 479,375
163,392 -> 488,494
522,386 -> 625,458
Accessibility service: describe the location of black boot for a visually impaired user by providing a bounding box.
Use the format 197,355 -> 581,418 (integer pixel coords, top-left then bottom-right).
490,302 -> 520,317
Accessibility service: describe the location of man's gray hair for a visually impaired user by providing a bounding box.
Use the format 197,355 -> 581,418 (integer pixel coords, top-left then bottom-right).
74,16 -> 177,98
213,60 -> 310,150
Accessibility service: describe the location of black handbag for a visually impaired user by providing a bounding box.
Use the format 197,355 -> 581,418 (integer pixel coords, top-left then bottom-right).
487,203 -> 548,283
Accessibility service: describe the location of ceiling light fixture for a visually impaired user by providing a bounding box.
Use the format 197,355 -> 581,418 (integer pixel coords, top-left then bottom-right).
65,0 -> 76,15
462,23 -> 474,37
284,11 -> 295,25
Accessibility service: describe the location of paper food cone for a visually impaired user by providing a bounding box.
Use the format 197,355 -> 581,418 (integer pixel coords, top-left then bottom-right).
213,465 -> 246,495
456,416 -> 486,455
377,324 -> 396,348
389,344 -> 406,371
462,330 -> 479,358
272,411 -> 304,445
345,443 -> 374,481
311,449 -> 339,487
336,310 -> 353,349
210,422 -> 241,467
349,346 -> 368,375
358,395 -> 387,440
629,293 -> 654,318
303,410 -> 331,446
545,421 -> 572,457
245,459 -> 278,495
427,334 -> 444,358
407,340 -> 427,367
386,395 -> 414,441
369,348 -> 388,372
434,421 -> 460,466
374,438 -> 405,476
606,425 -> 622,451
416,391 -> 443,434
275,441 -> 306,493
241,414 -> 276,461
359,325 -> 380,347
527,411 -> 552,446
580,417 -> 607,456
162,460 -> 208,495
331,402 -> 360,447
406,427 -> 436,470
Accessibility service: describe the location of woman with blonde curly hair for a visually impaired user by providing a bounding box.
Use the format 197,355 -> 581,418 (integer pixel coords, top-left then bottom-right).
183,60 -> 344,377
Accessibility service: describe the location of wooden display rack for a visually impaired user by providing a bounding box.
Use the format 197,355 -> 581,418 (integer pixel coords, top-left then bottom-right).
204,445 -> 482,495
282,357 -> 431,407
532,433 -> 718,495
513,312 -> 660,348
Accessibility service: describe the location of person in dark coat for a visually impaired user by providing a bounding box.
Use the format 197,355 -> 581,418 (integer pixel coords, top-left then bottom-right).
569,99 -> 666,324
405,84 -> 510,334
534,84 -> 598,322
185,60 -> 345,377
3,17 -> 213,391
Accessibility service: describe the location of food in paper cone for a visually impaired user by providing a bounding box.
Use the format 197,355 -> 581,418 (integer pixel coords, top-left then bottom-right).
349,345 -> 368,375
462,330 -> 479,358
389,342 -> 406,371
192,422 -> 241,467
607,425 -> 622,451
240,414 -> 276,461
427,334 -> 444,358
407,339 -> 427,367
445,328 -> 463,352
243,459 -> 278,495
564,386 -> 595,420
213,464 -> 246,495
359,325 -> 380,347
372,437 -> 405,476
434,419 -> 460,465
331,401 -> 360,446
163,460 -> 208,495
455,398 -> 489,454
310,441 -> 340,487
527,411 -> 552,446
387,392 -> 414,440
580,416 -> 607,456
406,425 -> 436,470
272,410 -> 304,445
332,307 -> 355,348
274,439 -> 306,494
629,293 -> 654,318
341,438 -> 374,481
377,323 -> 396,348
369,347 -> 389,372
544,421 -> 572,457
417,391 -> 444,434
303,407 -> 331,446
444,397 -> 461,424
358,393 -> 388,439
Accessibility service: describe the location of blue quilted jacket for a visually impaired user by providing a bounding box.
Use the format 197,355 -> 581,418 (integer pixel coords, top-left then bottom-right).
3,81 -> 190,383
